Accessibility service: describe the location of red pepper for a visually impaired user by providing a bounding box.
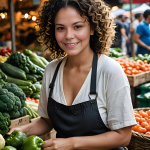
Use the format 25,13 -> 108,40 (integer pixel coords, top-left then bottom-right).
6,47 -> 12,52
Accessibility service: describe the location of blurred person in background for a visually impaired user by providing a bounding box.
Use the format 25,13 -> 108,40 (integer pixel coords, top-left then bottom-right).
113,15 -> 129,50
134,9 -> 150,55
130,13 -> 143,55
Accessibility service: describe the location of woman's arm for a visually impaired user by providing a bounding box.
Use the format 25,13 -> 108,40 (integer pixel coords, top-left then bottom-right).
42,126 -> 132,150
7,117 -> 53,137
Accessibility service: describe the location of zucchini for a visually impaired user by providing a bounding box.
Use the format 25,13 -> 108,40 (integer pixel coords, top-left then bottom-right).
38,56 -> 49,65
0,63 -> 27,80
26,74 -> 37,83
6,76 -> 32,86
33,84 -> 41,92
18,86 -> 30,91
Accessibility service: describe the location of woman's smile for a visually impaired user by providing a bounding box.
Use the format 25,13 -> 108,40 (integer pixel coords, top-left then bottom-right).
64,42 -> 79,48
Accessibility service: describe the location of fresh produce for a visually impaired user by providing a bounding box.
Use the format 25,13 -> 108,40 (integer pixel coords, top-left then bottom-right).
23,49 -> 46,69
0,55 -> 7,64
3,83 -> 26,108
116,59 -> 150,75
0,69 -> 7,88
131,54 -> 150,63
6,52 -> 44,76
144,92 -> 150,99
38,55 -> 49,65
0,112 -> 11,136
109,48 -> 124,58
0,134 -> 5,149
31,92 -> 40,99
26,74 -> 37,83
26,97 -> 39,104
25,101 -> 39,119
6,131 -> 28,149
132,110 -> 150,135
21,135 -> 43,150
0,63 -> 27,80
0,83 -> 27,119
1,146 -> 17,150
0,47 -> 12,56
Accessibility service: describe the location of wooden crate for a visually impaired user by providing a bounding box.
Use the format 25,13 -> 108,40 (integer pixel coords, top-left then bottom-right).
10,115 -> 30,128
127,71 -> 150,87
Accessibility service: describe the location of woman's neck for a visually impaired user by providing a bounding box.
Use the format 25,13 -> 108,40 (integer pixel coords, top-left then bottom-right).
65,49 -> 94,69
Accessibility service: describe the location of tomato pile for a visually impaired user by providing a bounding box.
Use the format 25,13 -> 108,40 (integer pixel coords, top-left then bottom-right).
132,110 -> 150,135
115,59 -> 150,75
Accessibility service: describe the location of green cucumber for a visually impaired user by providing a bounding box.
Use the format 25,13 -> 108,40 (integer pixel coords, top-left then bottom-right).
0,63 -> 27,80
33,84 -> 41,92
18,86 -> 30,91
38,56 -> 49,65
26,74 -> 37,83
6,76 -> 32,86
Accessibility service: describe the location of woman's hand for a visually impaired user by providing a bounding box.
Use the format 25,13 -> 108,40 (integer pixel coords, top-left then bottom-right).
7,126 -> 25,135
42,138 -> 74,150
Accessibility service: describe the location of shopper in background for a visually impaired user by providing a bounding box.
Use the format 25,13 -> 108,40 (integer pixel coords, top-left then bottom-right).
7,0 -> 136,150
113,15 -> 129,50
134,9 -> 150,55
130,13 -> 143,55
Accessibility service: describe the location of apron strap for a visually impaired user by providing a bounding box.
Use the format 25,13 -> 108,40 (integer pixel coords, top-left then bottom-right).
49,59 -> 63,97
89,51 -> 98,100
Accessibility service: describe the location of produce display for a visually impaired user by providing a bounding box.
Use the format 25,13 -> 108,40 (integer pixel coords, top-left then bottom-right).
0,134 -> 5,149
1,131 -> 43,150
0,49 -> 46,97
132,110 -> 150,135
0,47 -> 12,56
109,47 -> 125,58
0,83 -> 26,120
0,112 -> 11,136
131,54 -> 150,63
116,59 -> 150,75
5,131 -> 27,149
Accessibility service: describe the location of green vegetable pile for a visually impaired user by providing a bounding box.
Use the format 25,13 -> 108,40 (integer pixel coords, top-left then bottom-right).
0,49 -> 48,97
0,131 -> 43,150
109,47 -> 125,58
0,83 -> 27,121
1,131 -> 44,150
131,54 -> 150,63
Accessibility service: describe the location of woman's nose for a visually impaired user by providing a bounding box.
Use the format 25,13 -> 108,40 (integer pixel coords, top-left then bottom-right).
65,28 -> 74,39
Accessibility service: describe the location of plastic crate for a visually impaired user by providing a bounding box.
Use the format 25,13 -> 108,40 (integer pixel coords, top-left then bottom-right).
140,83 -> 150,95
137,94 -> 150,107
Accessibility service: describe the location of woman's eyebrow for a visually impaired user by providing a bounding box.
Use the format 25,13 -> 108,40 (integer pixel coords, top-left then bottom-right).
55,21 -> 85,26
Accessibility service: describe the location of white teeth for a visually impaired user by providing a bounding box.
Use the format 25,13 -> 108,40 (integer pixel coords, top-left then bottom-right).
65,43 -> 78,46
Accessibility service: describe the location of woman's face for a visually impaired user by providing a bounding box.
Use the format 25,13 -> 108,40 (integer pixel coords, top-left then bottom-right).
54,7 -> 94,56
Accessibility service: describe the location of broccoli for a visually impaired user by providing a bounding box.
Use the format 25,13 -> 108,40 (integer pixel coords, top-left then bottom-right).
0,88 -> 22,119
0,112 -> 11,136
19,107 -> 27,117
0,88 -> 15,112
3,83 -> 26,108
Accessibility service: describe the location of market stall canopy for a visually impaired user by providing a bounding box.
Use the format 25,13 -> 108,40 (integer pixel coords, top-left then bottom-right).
123,0 -> 150,3
132,3 -> 150,14
111,8 -> 126,17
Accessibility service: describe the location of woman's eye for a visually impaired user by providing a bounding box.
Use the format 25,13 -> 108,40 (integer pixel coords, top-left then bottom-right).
56,27 -> 64,31
74,26 -> 82,29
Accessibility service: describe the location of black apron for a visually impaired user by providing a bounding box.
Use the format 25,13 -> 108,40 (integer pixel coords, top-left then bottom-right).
47,52 -> 125,150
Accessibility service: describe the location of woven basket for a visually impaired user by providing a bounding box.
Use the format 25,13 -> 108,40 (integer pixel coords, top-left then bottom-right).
128,107 -> 150,150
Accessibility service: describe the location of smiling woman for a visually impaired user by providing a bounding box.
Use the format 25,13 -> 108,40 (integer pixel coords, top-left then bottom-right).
7,1 -> 136,150
36,0 -> 116,59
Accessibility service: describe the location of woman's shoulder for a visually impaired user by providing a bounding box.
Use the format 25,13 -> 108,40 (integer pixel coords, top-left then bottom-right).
100,55 -> 123,74
45,57 -> 65,72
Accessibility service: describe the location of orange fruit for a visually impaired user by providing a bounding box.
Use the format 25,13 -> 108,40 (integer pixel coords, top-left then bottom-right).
145,125 -> 150,131
141,122 -> 149,128
146,132 -> 150,135
139,118 -> 146,123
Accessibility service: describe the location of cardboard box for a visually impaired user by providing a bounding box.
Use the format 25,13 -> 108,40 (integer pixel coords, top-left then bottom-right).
50,129 -> 56,139
10,115 -> 30,128
127,71 -> 150,87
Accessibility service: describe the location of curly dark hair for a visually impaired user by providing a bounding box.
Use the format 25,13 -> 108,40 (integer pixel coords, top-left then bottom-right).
36,0 -> 115,59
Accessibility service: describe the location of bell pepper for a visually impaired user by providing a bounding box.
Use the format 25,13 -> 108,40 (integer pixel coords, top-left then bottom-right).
1,146 -> 17,150
21,135 -> 44,150
6,131 -> 28,148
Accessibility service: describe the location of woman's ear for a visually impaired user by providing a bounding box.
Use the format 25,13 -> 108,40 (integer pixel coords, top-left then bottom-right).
90,28 -> 94,35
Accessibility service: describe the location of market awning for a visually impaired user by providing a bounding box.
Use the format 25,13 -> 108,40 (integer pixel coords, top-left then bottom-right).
123,0 -> 150,3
